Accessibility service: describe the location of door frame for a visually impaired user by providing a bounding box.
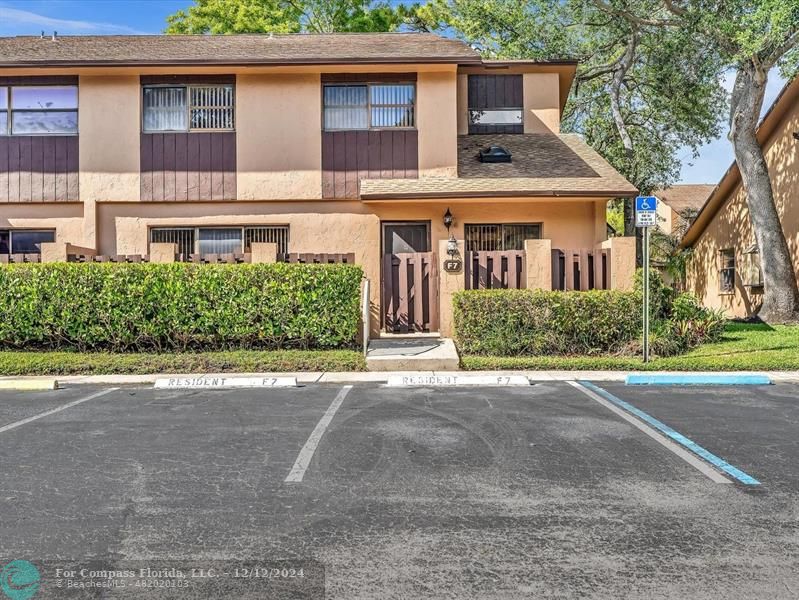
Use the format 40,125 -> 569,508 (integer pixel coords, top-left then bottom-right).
380,220 -> 432,331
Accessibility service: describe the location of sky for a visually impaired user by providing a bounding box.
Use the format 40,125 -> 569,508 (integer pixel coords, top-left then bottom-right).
0,0 -> 790,186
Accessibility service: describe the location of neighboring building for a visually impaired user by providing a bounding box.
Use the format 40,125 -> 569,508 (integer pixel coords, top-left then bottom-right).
0,33 -> 637,335
681,76 -> 799,317
653,184 -> 715,238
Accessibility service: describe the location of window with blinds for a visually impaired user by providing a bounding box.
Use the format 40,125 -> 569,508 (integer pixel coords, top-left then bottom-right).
143,84 -> 234,132
150,226 -> 289,257
465,224 -> 541,252
323,83 -> 415,130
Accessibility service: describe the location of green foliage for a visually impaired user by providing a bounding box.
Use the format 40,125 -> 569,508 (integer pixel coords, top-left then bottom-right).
0,349 -> 366,376
0,263 -> 363,351
453,289 -> 642,356
165,0 -> 414,33
650,293 -> 727,356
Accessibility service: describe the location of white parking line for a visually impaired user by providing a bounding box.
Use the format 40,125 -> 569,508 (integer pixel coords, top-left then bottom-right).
567,381 -> 732,484
0,388 -> 118,435
285,385 -> 352,483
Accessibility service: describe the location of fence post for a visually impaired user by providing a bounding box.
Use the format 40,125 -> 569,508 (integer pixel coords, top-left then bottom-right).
40,242 -> 97,263
250,242 -> 278,264
438,239 -> 464,338
149,243 -> 177,264
524,239 -> 552,290
361,278 -> 370,356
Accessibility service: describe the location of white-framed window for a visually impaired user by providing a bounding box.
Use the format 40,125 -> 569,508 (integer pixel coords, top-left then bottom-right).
149,226 -> 289,257
719,248 -> 736,293
323,83 -> 415,130
0,229 -> 55,253
0,86 -> 78,135
142,84 -> 235,132
465,223 -> 542,252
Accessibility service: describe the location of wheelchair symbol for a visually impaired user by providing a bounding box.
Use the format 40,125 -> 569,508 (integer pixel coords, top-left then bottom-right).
640,200 -> 651,210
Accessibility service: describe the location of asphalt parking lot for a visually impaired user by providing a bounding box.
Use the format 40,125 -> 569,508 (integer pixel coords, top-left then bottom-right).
1,381 -> 798,599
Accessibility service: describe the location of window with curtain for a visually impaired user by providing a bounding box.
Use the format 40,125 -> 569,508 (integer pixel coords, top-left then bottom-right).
323,83 -> 415,130
0,229 -> 55,253
1,86 -> 78,135
150,226 -> 289,257
719,249 -> 736,293
142,84 -> 234,132
465,224 -> 541,252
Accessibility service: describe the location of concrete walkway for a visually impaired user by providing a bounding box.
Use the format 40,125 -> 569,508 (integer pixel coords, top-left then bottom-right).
2,370 -> 799,386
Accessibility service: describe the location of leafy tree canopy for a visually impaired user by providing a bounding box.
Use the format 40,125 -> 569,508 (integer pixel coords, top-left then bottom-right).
165,0 -> 416,34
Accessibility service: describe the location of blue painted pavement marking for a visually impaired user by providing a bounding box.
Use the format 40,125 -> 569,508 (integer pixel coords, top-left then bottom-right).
626,374 -> 772,386
578,381 -> 761,486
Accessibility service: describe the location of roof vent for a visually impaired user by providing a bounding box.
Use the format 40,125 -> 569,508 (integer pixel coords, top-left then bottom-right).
479,145 -> 512,163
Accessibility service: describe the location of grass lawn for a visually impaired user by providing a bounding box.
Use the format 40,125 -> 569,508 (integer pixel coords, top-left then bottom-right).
0,349 -> 366,376
461,323 -> 799,371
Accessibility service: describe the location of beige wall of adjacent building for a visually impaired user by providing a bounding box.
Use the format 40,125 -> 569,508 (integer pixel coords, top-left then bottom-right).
686,93 -> 799,317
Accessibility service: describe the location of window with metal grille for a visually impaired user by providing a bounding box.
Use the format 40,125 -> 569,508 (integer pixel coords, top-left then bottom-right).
149,226 -> 289,257
1,86 -> 78,135
0,229 -> 55,253
719,248 -> 736,293
143,84 -> 234,132
244,226 -> 290,255
465,223 -> 541,252
323,83 -> 415,130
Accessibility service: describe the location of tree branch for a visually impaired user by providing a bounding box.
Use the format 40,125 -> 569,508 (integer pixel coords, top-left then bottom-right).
590,0 -> 679,27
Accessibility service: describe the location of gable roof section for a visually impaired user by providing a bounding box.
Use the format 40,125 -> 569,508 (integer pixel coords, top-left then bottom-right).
0,33 -> 482,67
680,76 -> 799,248
359,133 -> 638,200
654,184 -> 715,215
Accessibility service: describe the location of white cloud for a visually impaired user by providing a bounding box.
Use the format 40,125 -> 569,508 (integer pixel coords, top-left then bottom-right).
0,6 -> 146,35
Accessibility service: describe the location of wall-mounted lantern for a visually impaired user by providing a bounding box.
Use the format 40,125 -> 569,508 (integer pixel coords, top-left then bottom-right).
443,207 -> 453,231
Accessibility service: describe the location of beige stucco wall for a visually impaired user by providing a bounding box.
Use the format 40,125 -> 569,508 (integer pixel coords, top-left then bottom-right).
686,101 -> 799,317
417,71 -> 458,177
236,73 -> 322,200
98,197 -> 608,334
523,73 -> 560,134
1,204 -> 85,245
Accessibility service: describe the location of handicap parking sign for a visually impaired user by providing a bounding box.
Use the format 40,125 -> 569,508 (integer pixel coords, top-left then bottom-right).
635,196 -> 658,228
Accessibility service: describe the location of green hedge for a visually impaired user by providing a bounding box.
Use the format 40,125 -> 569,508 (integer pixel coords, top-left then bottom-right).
453,289 -> 642,356
0,263 -> 363,351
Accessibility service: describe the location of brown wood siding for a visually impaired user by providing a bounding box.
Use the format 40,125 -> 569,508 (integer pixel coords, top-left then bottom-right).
321,73 -> 417,83
0,136 -> 78,203
140,132 -> 236,201
468,74 -> 523,135
322,130 -> 417,199
140,74 -> 235,85
0,75 -> 78,85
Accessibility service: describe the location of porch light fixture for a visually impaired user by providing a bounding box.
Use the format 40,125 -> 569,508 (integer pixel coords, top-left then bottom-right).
443,207 -> 453,231
447,235 -> 458,257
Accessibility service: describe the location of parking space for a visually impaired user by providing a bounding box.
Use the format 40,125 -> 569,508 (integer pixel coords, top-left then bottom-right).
0,381 -> 798,598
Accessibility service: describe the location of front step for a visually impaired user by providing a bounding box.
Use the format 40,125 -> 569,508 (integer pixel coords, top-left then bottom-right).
366,338 -> 460,372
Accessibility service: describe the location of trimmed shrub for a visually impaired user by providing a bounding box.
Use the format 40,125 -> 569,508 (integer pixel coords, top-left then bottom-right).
0,262 -> 363,351
453,289 -> 642,356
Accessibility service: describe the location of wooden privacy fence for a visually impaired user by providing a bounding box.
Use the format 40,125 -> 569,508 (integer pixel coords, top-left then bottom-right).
0,254 -> 41,264
464,251 -> 525,290
278,253 -> 356,264
551,248 -> 611,291
382,252 -> 438,333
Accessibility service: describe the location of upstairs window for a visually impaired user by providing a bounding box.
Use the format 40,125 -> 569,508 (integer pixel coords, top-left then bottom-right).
0,86 -> 78,135
323,83 -> 415,130
467,75 -> 523,134
142,84 -> 234,132
719,248 -> 736,293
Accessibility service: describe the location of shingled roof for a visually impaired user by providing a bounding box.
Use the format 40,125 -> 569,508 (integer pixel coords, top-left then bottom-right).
654,184 -> 715,215
360,133 -> 638,199
0,33 -> 482,67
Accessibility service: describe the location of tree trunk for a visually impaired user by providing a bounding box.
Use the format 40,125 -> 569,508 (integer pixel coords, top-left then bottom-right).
729,65 -> 799,323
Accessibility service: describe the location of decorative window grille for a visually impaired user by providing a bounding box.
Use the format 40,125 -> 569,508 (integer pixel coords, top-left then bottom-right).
150,226 -> 289,257
465,223 -> 541,252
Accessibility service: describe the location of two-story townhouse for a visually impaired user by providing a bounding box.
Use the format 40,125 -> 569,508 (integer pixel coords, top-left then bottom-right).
0,32 -> 637,336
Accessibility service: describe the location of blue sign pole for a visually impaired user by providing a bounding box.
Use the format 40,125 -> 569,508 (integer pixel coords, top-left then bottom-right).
635,196 -> 658,363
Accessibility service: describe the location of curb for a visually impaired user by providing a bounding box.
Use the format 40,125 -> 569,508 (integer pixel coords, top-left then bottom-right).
0,379 -> 58,391
626,373 -> 773,386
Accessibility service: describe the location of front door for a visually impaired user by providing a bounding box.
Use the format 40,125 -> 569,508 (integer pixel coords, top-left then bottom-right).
382,222 -> 438,333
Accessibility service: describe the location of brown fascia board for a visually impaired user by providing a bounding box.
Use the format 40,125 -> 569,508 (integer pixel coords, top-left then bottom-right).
360,189 -> 638,201
679,75 -> 799,249
0,56 -> 484,69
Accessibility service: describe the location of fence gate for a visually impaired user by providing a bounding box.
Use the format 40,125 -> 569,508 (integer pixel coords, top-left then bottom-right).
382,252 -> 438,333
